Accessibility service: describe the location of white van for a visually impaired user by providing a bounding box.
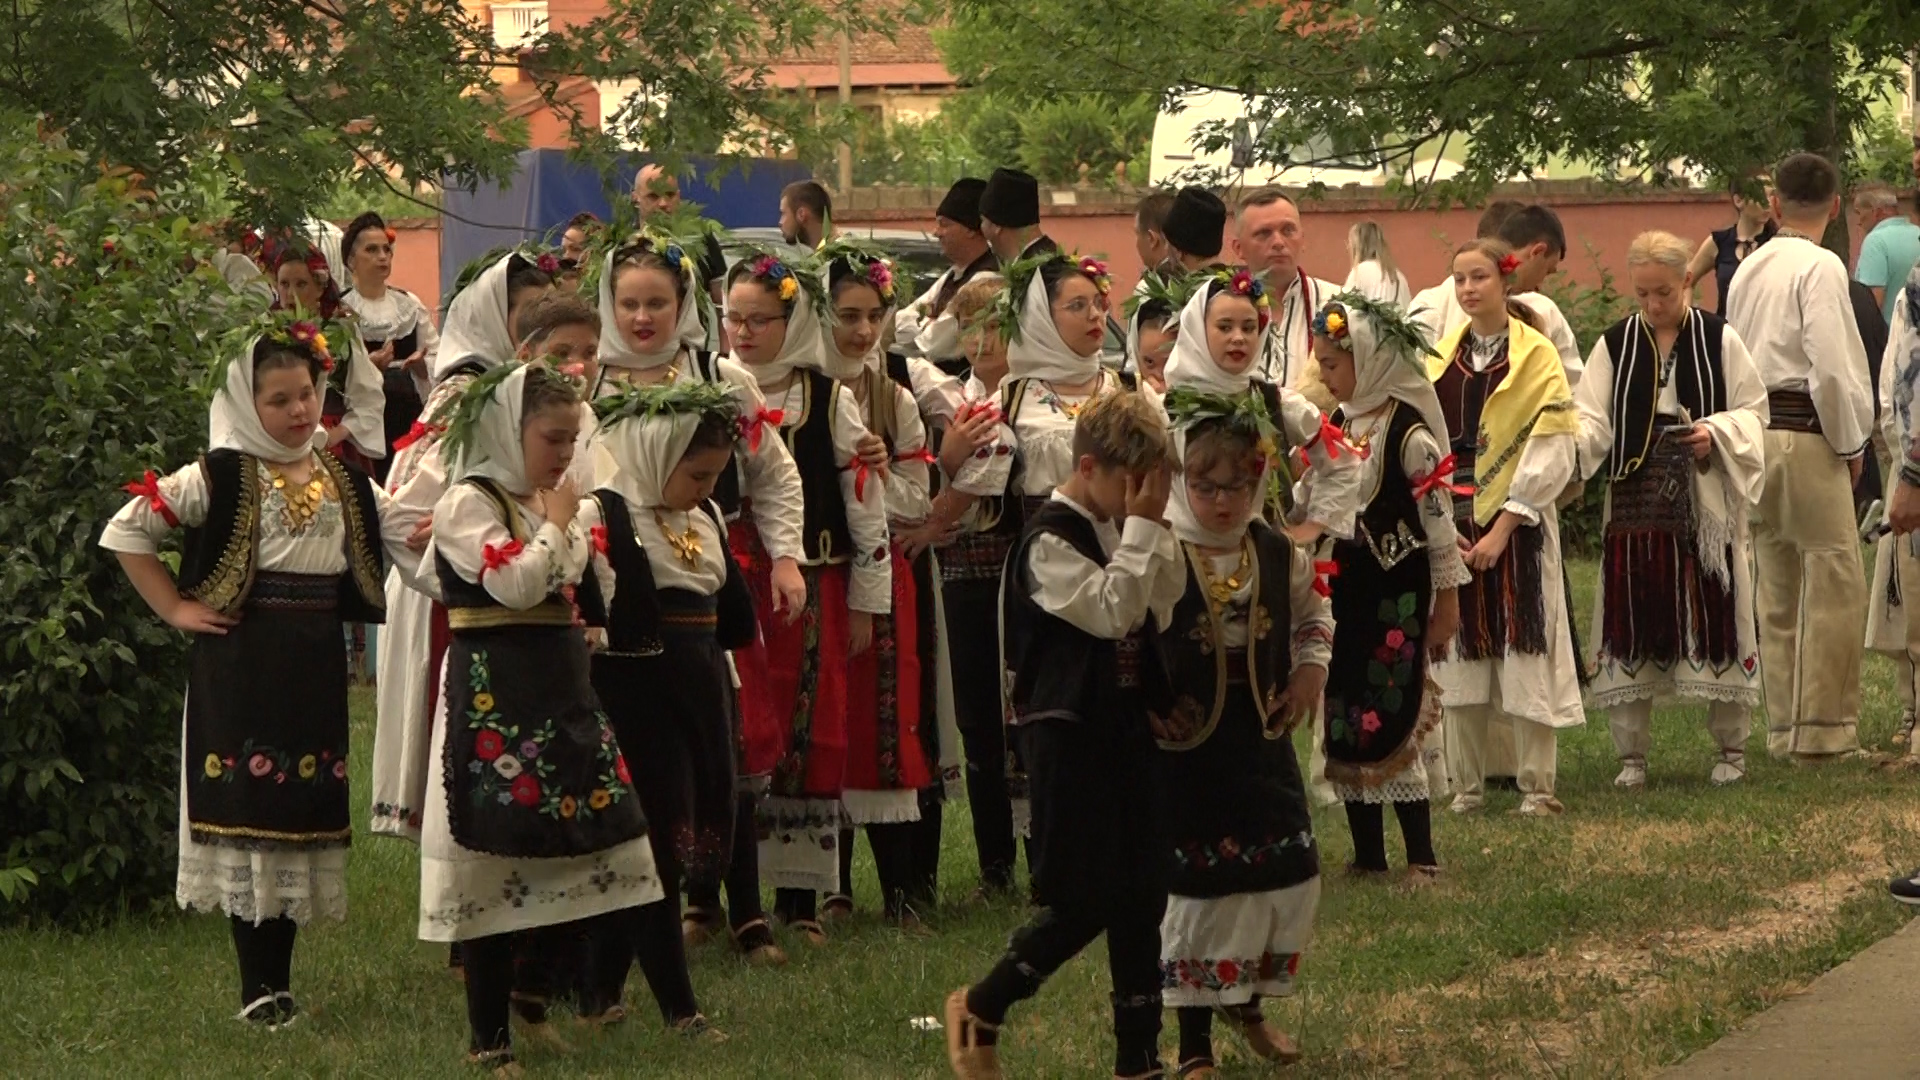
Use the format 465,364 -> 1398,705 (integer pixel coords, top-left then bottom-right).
1149,91 -> 1388,190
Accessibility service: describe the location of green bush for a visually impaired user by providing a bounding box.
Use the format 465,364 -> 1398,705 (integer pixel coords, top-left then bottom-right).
1015,94 -> 1156,187
0,126 -> 256,924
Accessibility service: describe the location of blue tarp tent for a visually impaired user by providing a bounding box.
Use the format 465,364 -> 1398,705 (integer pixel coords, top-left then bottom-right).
438,149 -> 812,300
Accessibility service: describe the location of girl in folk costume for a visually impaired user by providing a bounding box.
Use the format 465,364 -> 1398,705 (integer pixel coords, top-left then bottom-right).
1152,392 -> 1332,1076
1575,231 -> 1768,788
918,274 -> 1027,898
818,241 -> 935,923
418,362 -> 661,1072
1159,269 -> 1364,544
588,227 -> 809,960
340,212 -> 441,482
101,321 -> 424,1028
268,247 -> 387,476
724,248 -> 891,944
370,251 -> 555,842
575,383 -> 755,1037
1310,294 -> 1467,879
1428,239 -> 1584,816
1125,269 -> 1200,398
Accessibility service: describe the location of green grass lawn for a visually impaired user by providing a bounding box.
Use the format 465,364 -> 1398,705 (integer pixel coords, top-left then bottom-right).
5,560 -> 1920,1078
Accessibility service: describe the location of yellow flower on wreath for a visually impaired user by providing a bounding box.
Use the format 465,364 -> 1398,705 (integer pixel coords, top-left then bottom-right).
312,332 -> 329,355
204,753 -> 222,779
778,276 -> 798,301
589,789 -> 611,810
560,795 -> 578,819
298,754 -> 317,779
472,692 -> 495,713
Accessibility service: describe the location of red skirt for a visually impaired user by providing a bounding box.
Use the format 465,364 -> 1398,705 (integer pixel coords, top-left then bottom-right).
730,521 -> 848,798
843,542 -> 931,794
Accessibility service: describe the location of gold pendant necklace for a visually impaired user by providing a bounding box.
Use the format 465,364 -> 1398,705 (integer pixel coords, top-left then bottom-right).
653,508 -> 703,569
267,463 -> 332,534
1197,543 -> 1252,606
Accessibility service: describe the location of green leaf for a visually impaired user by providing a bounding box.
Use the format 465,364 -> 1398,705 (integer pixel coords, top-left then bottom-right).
1397,593 -> 1417,620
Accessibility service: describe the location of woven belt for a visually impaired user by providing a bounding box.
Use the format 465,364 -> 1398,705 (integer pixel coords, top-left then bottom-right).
447,600 -> 575,629
1767,389 -> 1822,434
246,572 -> 338,612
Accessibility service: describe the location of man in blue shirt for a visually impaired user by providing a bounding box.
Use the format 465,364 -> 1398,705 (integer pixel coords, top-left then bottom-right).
1855,187 -> 1920,325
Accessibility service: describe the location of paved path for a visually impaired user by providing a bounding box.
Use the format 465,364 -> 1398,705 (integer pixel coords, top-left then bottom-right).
1665,914 -> 1920,1079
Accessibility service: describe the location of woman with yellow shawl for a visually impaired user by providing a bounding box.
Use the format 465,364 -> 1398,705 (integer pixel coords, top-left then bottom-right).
1428,239 -> 1585,817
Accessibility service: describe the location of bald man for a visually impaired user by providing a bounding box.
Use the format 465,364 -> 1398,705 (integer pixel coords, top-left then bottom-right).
631,163 -> 730,310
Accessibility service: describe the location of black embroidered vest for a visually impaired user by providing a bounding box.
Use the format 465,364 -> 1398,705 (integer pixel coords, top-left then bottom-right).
1600,311 -> 1728,480
1335,401 -> 1430,571
575,490 -> 757,654
433,478 -> 576,629
178,449 -> 386,621
1155,523 -> 1294,749
784,368 -> 856,564
1435,341 -> 1510,478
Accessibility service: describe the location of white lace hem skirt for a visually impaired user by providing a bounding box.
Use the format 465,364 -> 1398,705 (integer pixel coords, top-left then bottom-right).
175,755 -> 348,925
1160,878 -> 1321,1008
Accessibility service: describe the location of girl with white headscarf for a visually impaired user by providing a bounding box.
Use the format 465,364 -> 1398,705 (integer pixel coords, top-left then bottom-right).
1162,273 -> 1363,542
716,249 -> 890,944
369,250 -> 556,842
416,361 -> 663,1072
1150,396 -> 1333,1072
101,327 -> 428,1029
1310,293 -> 1470,883
575,382 -> 757,1023
997,253 -> 1129,508
819,244 -> 937,924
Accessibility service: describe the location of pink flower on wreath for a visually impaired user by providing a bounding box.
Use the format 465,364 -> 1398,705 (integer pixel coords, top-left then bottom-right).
332,759 -> 347,780
866,259 -> 893,297
1385,628 -> 1405,649
287,321 -> 318,345
1078,256 -> 1112,295
535,252 -> 560,274
248,753 -> 272,777
1360,710 -> 1382,734
751,255 -> 778,277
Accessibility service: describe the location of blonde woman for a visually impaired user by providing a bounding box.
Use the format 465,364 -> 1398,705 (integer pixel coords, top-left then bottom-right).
1343,221 -> 1411,306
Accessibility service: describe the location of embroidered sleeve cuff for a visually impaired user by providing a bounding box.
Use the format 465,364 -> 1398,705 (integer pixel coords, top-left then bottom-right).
1500,499 -> 1542,526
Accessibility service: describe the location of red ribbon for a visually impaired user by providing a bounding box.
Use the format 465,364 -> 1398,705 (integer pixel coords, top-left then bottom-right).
1304,415 -> 1366,461
958,400 -> 1002,424
392,420 -> 441,452
738,407 -> 785,453
892,447 -> 937,467
480,538 -> 525,578
1410,454 -> 1474,500
123,470 -> 179,527
844,460 -> 877,501
1312,559 -> 1339,599
589,525 -> 609,556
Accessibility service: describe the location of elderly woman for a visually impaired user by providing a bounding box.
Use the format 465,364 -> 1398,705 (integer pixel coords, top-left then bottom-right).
1573,230 -> 1768,789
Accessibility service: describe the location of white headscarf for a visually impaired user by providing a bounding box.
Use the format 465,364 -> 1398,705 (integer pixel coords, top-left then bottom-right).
434,253 -> 522,382
209,335 -> 322,465
447,364 -> 533,495
818,260 -> 897,382
1163,282 -> 1254,395
595,247 -> 708,371
733,261 -> 830,387
1327,295 -> 1449,442
600,410 -> 702,510
1006,269 -> 1101,384
1166,423 -> 1268,549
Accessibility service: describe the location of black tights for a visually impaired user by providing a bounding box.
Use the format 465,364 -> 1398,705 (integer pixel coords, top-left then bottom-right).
1344,799 -> 1438,872
834,820 -> 922,919
686,790 -> 770,943
462,934 -> 516,1055
580,901 -> 698,1023
229,916 -> 297,1007
1177,999 -> 1262,1067
908,790 -> 943,909
964,903 -> 1165,1076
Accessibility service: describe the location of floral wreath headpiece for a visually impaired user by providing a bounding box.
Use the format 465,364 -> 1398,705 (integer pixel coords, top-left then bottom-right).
1211,268 -> 1272,331
592,379 -> 741,434
590,221 -> 718,334
815,236 -> 899,307
444,244 -> 563,311
1124,268 -> 1205,326
1161,384 -> 1291,493
209,306 -> 357,399
439,361 -> 530,475
989,251 -> 1113,345
1312,291 -> 1440,372
736,245 -> 832,327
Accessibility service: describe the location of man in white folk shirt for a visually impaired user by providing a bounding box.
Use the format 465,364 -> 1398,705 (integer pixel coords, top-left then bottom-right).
979,167 -> 1058,265
1236,188 -> 1339,392
895,177 -> 998,378
1408,203 -> 1584,384
1726,152 -> 1875,762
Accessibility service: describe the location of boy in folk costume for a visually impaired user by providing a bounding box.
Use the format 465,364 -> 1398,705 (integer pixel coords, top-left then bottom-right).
104,319 -> 427,1029
1725,153 -> 1874,760
1310,294 -> 1467,878
1429,240 -> 1585,816
1153,389 -> 1333,1076
946,391 -> 1185,1080
1573,232 -> 1769,788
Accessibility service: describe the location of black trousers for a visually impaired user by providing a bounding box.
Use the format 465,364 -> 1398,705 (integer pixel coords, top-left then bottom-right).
943,579 -> 1019,892
686,790 -> 769,933
1344,799 -> 1438,871
229,916 -> 297,1007
835,820 -> 921,918
964,902 -> 1165,1075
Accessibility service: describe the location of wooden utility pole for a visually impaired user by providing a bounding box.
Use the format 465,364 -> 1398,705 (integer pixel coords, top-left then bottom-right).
837,29 -> 854,191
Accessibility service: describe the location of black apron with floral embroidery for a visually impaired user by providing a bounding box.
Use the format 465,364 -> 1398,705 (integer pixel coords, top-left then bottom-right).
434,478 -> 647,859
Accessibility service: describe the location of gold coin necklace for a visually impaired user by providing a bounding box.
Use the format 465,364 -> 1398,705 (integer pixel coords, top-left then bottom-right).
267,463 -> 331,534
1196,543 -> 1252,606
653,508 -> 703,569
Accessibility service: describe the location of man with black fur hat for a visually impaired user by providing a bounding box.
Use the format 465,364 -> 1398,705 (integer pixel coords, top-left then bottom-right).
1156,186 -> 1231,274
980,167 -> 1058,264
898,177 -> 1000,373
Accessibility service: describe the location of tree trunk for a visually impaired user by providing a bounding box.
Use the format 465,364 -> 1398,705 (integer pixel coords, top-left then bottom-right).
1798,37 -> 1851,260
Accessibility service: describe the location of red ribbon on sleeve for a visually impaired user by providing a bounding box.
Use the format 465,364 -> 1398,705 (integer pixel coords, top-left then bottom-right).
737,407 -> 786,453
391,420 -> 441,453
589,525 -> 609,556
479,538 -> 525,578
1312,559 -> 1339,599
892,446 -> 937,467
958,400 -> 1002,424
123,470 -> 179,527
1303,415 -> 1365,461
844,460 -> 877,501
1410,453 -> 1474,501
